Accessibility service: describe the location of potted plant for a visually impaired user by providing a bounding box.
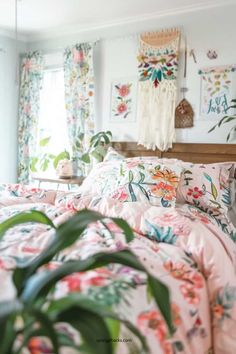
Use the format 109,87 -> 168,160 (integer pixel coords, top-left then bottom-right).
0,209 -> 173,354
208,98 -> 236,141
82,131 -> 112,164
30,136 -> 70,173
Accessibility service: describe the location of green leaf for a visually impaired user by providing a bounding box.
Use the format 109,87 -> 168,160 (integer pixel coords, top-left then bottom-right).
0,300 -> 22,353
41,158 -> 49,171
81,153 -> 91,164
39,136 -> 51,147
30,157 -> 39,172
204,173 -> 212,183
0,210 -> 55,241
147,276 -> 174,335
105,318 -> 120,352
22,250 -> 145,302
128,183 -> 137,202
53,151 -> 70,169
139,172 -> 145,184
109,218 -> 134,243
57,308 -> 113,354
211,183 -> 218,200
48,294 -> 149,354
91,150 -> 103,162
129,170 -> 134,183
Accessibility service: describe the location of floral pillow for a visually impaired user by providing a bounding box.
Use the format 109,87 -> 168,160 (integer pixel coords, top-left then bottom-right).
79,160 -> 121,197
103,147 -> 124,162
109,158 -> 183,207
177,162 -> 234,219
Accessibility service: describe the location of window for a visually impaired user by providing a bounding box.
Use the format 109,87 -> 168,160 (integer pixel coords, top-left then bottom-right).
36,68 -> 70,172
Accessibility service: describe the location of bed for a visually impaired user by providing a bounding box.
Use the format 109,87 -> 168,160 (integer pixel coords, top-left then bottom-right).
0,142 -> 236,354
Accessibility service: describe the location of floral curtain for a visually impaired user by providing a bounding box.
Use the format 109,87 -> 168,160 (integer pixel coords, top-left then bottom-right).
63,43 -> 95,165
18,51 -> 44,184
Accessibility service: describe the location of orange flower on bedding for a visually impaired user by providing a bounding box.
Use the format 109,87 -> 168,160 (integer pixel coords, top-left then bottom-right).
213,304 -> 224,320
27,337 -> 52,354
172,303 -> 182,327
180,283 -> 200,305
164,260 -> 190,280
151,182 -> 176,201
150,168 -> 179,187
137,309 -> 168,343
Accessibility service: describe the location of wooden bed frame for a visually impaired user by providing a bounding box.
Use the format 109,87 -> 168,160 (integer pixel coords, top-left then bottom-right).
112,142 -> 236,164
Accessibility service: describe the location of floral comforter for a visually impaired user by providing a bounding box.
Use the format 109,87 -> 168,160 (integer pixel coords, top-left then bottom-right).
0,184 -> 236,354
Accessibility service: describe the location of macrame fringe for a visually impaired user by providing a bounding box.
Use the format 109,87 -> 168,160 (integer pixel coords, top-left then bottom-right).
140,28 -> 180,47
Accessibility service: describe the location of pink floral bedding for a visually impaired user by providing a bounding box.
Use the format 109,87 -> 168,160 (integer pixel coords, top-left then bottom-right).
0,184 -> 236,354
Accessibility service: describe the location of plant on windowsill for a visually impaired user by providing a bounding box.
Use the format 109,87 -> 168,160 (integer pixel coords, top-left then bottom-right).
81,130 -> 112,164
30,136 -> 70,174
208,98 -> 236,141
0,209 -> 173,354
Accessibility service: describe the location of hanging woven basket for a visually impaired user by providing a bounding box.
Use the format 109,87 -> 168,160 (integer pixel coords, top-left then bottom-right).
175,98 -> 194,128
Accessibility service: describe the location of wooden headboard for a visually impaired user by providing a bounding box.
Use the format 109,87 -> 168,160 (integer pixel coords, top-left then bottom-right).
112,142 -> 236,164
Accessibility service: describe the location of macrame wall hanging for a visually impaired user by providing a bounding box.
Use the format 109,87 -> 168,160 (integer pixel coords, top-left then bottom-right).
175,37 -> 194,128
137,28 -> 181,151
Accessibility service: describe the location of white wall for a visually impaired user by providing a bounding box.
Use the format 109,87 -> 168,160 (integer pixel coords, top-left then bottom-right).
28,2 -> 236,144
0,36 -> 26,183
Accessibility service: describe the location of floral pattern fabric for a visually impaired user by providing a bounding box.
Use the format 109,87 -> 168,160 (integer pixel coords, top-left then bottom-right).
18,51 -> 44,184
137,30 -> 180,151
0,186 -> 236,353
74,157 -> 182,207
109,158 -> 182,207
63,43 -> 95,166
177,162 -> 234,222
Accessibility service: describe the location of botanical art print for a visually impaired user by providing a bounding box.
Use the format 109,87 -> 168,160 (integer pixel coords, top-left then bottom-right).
199,65 -> 236,118
110,78 -> 137,122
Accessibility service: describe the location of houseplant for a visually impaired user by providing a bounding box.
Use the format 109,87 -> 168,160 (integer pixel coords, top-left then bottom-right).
0,209 -> 173,354
82,131 -> 112,164
30,136 -> 70,173
208,98 -> 236,141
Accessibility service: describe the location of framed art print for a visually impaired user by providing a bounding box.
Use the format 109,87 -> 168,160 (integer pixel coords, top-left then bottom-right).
199,65 -> 236,119
110,77 -> 137,122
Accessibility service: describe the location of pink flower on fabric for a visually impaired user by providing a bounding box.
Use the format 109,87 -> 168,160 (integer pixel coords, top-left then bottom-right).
62,268 -> 111,293
73,49 -> 84,63
173,224 -> 191,237
118,85 -> 130,97
187,187 -> 203,199
164,260 -> 190,280
22,246 -> 40,254
23,103 -> 31,114
117,102 -> 128,114
0,259 -> 7,270
187,272 -> 204,289
111,187 -> 128,202
126,161 -> 140,169
180,283 -> 200,305
190,209 -> 210,224
105,221 -> 122,233
24,59 -> 32,70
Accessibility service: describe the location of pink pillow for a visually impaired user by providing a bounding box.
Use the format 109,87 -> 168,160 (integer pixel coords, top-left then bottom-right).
109,157 -> 183,207
177,162 -> 234,219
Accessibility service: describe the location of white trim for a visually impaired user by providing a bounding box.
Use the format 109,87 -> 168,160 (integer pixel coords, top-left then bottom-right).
26,0 -> 235,42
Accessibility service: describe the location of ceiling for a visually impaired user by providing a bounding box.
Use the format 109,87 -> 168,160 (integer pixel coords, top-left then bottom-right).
0,0 -> 235,41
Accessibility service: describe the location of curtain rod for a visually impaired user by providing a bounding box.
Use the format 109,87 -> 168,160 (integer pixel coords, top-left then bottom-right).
25,38 -> 100,56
